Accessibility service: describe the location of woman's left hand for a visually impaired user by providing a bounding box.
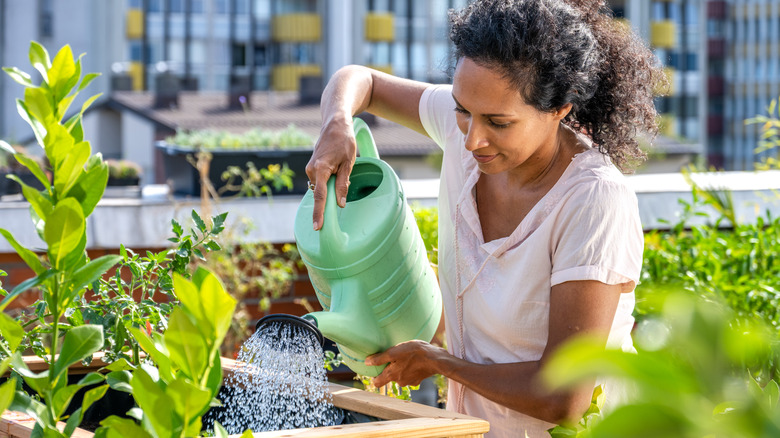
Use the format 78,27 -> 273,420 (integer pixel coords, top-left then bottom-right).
365,340 -> 447,387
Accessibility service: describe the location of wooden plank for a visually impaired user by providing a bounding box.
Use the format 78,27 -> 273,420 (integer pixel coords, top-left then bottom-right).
244,417 -> 488,438
0,411 -> 95,438
327,383 -> 476,421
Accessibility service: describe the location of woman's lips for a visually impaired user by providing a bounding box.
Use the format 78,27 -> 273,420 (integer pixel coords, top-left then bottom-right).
472,153 -> 497,163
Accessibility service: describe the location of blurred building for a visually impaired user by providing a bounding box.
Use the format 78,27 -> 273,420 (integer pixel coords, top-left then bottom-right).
1,0 -> 778,172
610,0 -> 780,171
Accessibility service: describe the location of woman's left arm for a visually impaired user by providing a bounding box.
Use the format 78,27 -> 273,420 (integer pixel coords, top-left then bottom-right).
366,279 -> 625,424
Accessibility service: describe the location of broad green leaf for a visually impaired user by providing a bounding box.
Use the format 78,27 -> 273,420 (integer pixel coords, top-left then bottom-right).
52,385 -> 82,418
44,197 -> 85,269
213,421 -> 230,438
199,271 -> 236,343
56,94 -> 76,124
10,175 -> 53,221
79,384 -> 109,419
43,124 -> 74,171
128,327 -> 173,382
11,354 -> 50,397
29,41 -> 51,82
0,229 -> 45,274
49,45 -> 76,101
24,86 -> 55,126
52,324 -> 103,380
204,352 -> 224,399
102,357 -> 135,372
76,372 -> 106,387
16,99 -> 47,146
167,378 -> 212,433
79,93 -> 102,117
3,66 -> 34,87
590,404 -> 694,437
131,366 -> 174,434
13,153 -> 50,189
66,160 -> 108,217
172,274 -> 208,333
0,313 -> 25,352
106,370 -> 133,393
55,141 -> 90,196
0,270 -> 56,312
69,254 -> 121,292
97,416 -> 153,438
165,308 -> 207,380
0,379 -> 16,416
63,407 -> 83,437
9,390 -> 47,424
59,231 -> 87,275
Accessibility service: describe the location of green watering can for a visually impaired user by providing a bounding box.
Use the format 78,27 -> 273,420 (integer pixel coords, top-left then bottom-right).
256,118 -> 442,377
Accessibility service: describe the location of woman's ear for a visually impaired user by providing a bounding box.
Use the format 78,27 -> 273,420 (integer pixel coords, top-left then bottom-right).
554,103 -> 573,120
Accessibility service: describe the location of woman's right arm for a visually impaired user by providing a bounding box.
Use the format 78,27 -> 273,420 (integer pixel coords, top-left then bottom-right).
306,65 -> 430,230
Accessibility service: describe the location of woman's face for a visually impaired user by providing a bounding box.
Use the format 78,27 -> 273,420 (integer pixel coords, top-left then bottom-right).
452,57 -> 570,176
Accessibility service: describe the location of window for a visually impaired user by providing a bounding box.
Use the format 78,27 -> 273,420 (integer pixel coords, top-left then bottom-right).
148,0 -> 162,12
254,44 -> 267,66
232,43 -> 247,66
129,41 -> 143,61
215,0 -> 228,14
170,0 -> 184,12
191,0 -> 204,13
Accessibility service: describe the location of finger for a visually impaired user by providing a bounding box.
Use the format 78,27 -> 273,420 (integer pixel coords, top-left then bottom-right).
311,168 -> 333,231
334,161 -> 353,208
364,351 -> 390,367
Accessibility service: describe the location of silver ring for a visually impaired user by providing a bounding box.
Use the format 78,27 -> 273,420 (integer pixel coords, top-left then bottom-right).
307,181 -> 316,191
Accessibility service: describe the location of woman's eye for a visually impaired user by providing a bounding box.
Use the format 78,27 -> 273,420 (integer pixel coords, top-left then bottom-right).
489,120 -> 510,129
453,107 -> 469,115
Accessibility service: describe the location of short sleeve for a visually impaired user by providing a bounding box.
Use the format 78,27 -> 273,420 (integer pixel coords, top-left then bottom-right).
550,178 -> 643,290
419,84 -> 456,150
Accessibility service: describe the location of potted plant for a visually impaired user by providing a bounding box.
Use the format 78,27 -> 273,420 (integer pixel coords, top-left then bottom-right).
156,126 -> 313,197
105,159 -> 141,187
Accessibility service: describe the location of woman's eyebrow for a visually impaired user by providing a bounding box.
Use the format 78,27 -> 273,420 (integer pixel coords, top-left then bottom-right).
451,94 -> 512,118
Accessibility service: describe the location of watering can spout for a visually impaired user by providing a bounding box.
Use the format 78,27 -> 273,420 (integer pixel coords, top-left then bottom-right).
302,311 -> 383,356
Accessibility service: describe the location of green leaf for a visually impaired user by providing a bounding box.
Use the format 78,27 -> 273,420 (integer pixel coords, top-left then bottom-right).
128,327 -> 173,382
3,66 -> 34,87
67,159 -> 108,217
0,379 -> 16,416
0,139 -> 14,154
102,357 -> 136,372
167,378 -> 212,433
11,354 -> 50,397
172,274 -> 208,333
0,313 -> 25,352
213,421 -> 230,438
52,385 -> 82,418
199,270 -> 237,343
29,41 -> 51,82
54,141 -> 90,197
43,123 -> 74,171
77,72 -> 100,93
97,416 -> 153,438
590,404 -> 693,437
80,384 -> 109,417
13,153 -> 50,189
48,45 -> 77,101
131,365 -> 175,434
52,324 -> 103,380
44,197 -> 86,269
171,219 -> 183,236
165,308 -> 208,380
69,254 -> 121,292
8,175 -> 54,221
0,270 -> 56,312
0,229 -> 45,275
16,99 -> 47,146
24,86 -> 55,127
192,210 -> 207,233
211,212 -> 228,234
9,390 -> 47,424
106,370 -> 133,393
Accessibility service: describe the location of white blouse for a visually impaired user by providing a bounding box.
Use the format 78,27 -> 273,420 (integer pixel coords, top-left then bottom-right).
419,85 -> 643,438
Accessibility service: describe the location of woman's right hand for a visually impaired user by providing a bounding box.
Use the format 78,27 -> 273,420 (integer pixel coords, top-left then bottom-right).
305,116 -> 357,230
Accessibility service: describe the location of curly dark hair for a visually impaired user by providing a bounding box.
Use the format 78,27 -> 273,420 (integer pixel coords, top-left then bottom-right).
449,0 -> 664,172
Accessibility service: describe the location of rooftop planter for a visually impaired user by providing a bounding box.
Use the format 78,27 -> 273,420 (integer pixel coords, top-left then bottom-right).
156,126 -> 315,197
2,356 -> 489,438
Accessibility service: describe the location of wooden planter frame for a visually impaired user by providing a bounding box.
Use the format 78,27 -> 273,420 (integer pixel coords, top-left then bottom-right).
2,356 -> 489,438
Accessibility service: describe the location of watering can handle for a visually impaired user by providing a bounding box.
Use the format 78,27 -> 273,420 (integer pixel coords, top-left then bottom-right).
319,117 -> 376,250
353,117 -> 379,159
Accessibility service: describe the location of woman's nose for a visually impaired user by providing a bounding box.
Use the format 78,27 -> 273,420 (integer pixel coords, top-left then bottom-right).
463,122 -> 488,151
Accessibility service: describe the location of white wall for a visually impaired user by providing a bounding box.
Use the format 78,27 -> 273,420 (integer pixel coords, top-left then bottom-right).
121,112 -> 156,185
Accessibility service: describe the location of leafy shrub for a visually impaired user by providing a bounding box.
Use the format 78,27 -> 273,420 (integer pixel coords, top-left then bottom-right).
166,124 -> 314,150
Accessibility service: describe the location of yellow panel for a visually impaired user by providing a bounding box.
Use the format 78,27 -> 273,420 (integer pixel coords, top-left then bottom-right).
128,62 -> 144,91
366,64 -> 393,75
272,64 -> 322,91
272,14 -> 322,42
658,114 -> 677,138
365,13 -> 394,42
650,20 -> 676,49
126,9 -> 144,39
653,67 -> 676,96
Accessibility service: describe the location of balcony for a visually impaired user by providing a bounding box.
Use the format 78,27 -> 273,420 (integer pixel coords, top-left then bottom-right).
707,1 -> 727,19
708,38 -> 726,58
651,20 -> 676,49
272,14 -> 321,42
708,76 -> 724,97
365,13 -> 395,42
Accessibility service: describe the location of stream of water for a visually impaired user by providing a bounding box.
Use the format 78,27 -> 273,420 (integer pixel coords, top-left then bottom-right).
215,321 -> 341,433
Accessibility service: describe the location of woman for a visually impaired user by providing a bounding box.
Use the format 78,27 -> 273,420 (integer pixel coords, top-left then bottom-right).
306,0 -> 660,436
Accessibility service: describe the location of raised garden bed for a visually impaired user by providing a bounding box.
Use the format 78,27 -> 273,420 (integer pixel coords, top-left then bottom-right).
2,356 -> 489,438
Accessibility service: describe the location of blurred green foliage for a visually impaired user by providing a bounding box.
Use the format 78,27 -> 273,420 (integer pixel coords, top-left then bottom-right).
166,124 -> 314,150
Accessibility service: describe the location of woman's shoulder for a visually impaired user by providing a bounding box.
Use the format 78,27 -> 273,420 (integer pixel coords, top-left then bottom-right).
562,148 -> 637,204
